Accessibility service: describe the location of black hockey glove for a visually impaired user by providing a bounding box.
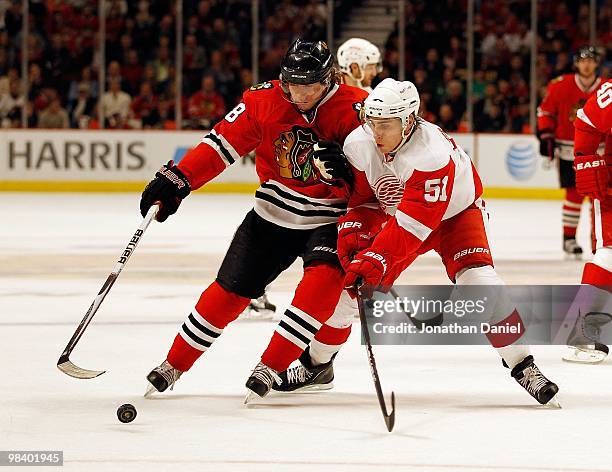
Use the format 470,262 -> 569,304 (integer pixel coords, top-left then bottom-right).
140,161 -> 191,222
536,129 -> 555,160
312,140 -> 354,187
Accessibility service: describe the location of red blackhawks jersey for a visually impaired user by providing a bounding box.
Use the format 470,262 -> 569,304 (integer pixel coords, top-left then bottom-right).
537,73 -> 602,160
342,119 -> 483,266
575,79 -> 612,157
177,80 -> 368,229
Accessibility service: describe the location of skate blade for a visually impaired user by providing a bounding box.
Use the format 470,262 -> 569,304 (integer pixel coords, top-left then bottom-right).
544,394 -> 562,409
244,389 -> 262,405
562,347 -> 607,364
271,382 -> 334,395
144,385 -> 155,398
144,382 -> 161,399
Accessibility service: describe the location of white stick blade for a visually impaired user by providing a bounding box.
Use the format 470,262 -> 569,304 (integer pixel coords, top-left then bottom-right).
57,360 -> 106,379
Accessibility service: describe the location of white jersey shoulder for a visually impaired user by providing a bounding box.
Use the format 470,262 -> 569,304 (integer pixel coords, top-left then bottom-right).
343,125 -> 378,172
393,120 -> 455,176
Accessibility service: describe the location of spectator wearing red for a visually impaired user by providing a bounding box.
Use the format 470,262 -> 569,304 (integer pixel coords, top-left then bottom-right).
187,74 -> 225,129
122,50 -> 144,96
131,81 -> 158,128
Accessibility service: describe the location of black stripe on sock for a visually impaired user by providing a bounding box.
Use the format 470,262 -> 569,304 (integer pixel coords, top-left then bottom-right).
278,320 -> 311,345
188,313 -> 221,339
182,323 -> 212,348
285,309 -> 319,335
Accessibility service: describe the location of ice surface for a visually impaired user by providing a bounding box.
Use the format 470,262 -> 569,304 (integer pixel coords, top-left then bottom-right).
2,193 -> 611,471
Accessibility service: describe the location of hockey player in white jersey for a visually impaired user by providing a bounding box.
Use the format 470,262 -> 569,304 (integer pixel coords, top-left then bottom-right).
279,78 -> 561,405
337,38 -> 382,93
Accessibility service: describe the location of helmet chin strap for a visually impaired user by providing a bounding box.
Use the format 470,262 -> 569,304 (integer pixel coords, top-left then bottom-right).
348,65 -> 365,88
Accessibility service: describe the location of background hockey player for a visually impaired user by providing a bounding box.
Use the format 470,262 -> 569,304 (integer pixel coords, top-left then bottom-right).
288,78 -> 560,405
537,46 -> 602,257
337,38 -> 382,93
139,38 -> 367,401
562,78 -> 612,363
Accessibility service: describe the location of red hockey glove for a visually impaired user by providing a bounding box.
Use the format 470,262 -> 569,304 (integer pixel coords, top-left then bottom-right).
344,250 -> 388,298
574,154 -> 609,200
337,220 -> 373,270
536,129 -> 555,160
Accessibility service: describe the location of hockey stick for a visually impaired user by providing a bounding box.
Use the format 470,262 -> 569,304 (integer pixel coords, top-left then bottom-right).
57,205 -> 159,379
388,287 -> 444,329
356,283 -> 396,432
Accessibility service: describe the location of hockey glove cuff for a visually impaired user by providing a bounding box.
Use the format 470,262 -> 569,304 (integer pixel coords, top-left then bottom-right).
337,220 -> 374,271
536,129 -> 555,160
344,250 -> 388,298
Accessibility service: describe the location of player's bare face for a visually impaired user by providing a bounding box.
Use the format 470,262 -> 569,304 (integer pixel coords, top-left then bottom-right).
361,64 -> 378,88
287,82 -> 327,112
576,58 -> 597,78
365,117 -> 404,154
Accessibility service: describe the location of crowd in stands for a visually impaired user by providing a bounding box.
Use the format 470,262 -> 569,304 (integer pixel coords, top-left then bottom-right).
0,0 -> 609,132
384,0 -> 610,132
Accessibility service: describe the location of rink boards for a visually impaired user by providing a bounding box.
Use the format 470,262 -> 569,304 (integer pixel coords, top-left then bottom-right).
0,130 -> 563,198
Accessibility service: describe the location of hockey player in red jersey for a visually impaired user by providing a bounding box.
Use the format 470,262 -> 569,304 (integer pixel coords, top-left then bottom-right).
139,38 -> 368,400
270,38 -> 384,394
300,78 -> 560,405
537,46 -> 602,257
562,78 -> 612,363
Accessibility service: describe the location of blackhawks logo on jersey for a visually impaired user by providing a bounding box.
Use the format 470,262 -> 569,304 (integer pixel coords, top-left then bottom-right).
274,126 -> 318,182
569,99 -> 587,122
249,81 -> 274,91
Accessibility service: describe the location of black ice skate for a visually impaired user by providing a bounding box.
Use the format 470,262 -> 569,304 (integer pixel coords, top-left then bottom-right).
144,360 -> 183,398
510,355 -> 560,406
272,348 -> 335,393
563,237 -> 583,259
244,362 -> 282,403
563,311 -> 611,364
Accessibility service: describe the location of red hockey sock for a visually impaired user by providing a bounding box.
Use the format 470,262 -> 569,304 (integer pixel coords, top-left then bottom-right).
314,323 -> 352,345
167,281 -> 250,372
485,309 -> 525,348
581,262 -> 612,289
563,187 -> 583,238
261,263 -> 344,372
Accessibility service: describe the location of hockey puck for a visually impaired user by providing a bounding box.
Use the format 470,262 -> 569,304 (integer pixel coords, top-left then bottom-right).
117,404 -> 137,423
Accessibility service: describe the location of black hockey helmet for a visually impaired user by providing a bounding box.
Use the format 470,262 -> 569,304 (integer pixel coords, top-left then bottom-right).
280,38 -> 334,85
574,45 -> 600,64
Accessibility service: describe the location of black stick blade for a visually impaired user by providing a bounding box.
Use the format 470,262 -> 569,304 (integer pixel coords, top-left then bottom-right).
57,357 -> 105,379
384,391 -> 396,432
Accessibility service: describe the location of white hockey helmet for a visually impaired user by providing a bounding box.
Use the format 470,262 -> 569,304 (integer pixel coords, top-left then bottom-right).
363,78 -> 420,128
337,38 -> 382,80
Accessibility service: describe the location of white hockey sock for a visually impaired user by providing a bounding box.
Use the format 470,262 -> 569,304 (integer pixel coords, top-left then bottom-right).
496,344 -> 530,369
309,338 -> 341,366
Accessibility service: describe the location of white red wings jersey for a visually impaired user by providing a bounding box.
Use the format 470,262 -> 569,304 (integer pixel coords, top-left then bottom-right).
342,118 -> 483,264
575,79 -> 612,157
537,73 -> 602,159
177,80 -> 368,229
